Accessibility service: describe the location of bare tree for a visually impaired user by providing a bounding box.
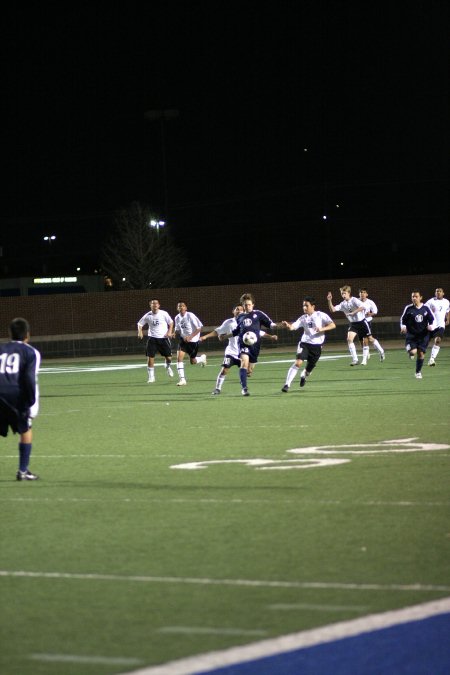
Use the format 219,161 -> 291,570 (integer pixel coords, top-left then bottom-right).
101,202 -> 190,289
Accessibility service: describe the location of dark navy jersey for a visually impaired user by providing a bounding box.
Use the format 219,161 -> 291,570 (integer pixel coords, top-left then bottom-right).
0,341 -> 39,411
400,304 -> 434,337
232,309 -> 274,342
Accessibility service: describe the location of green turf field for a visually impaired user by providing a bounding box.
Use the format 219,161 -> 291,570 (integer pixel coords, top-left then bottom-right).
1,347 -> 449,674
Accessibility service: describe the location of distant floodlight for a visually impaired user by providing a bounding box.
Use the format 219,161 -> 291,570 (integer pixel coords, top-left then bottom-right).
322,215 -> 327,220
43,235 -> 56,242
150,219 -> 166,236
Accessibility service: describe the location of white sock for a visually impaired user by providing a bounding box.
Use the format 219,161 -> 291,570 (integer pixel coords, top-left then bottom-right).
431,345 -> 440,359
177,363 -> 185,379
147,367 -> 155,378
286,365 -> 299,386
362,346 -> 369,362
372,339 -> 383,354
349,343 -> 357,361
216,374 -> 225,390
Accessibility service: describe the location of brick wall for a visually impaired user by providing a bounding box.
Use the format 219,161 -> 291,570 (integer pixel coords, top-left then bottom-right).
0,272 -> 448,353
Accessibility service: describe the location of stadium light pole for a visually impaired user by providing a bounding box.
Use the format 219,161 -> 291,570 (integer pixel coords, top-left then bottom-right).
42,235 -> 56,274
144,109 -> 179,220
150,219 -> 165,237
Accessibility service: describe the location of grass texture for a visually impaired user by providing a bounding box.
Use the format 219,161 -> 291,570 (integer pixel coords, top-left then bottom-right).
0,346 -> 449,674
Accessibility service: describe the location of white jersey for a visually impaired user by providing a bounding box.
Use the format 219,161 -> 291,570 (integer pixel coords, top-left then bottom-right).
425,296 -> 449,329
334,296 -> 366,323
138,310 -> 172,338
215,317 -> 240,358
29,345 -> 41,418
291,311 -> 334,346
175,311 -> 203,343
360,298 -> 378,323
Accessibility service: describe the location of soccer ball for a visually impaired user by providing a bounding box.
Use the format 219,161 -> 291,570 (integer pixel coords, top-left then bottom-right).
243,331 -> 257,346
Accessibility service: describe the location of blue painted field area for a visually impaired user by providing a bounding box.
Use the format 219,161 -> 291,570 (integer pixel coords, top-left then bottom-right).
208,612 -> 450,675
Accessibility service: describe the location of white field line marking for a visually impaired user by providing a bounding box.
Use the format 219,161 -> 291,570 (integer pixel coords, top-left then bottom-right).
40,364 -> 146,374
172,458 -> 350,471
30,653 -> 142,665
171,438 -> 450,471
39,354 -> 349,374
1,497 -> 449,507
0,454 -> 187,459
1,570 -> 449,593
268,603 -> 370,612
185,425 -> 310,429
288,438 -> 450,455
157,627 -> 267,637
118,597 -> 450,675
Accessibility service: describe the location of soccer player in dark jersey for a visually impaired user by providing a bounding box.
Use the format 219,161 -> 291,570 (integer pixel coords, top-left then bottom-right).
0,318 -> 41,480
231,293 -> 278,396
400,290 -> 435,379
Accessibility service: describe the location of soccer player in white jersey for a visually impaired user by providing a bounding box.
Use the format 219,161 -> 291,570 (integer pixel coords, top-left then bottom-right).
137,299 -> 174,382
358,288 -> 386,363
201,305 -> 278,394
327,285 -> 371,366
174,302 -> 207,385
201,304 -> 243,395
425,287 -> 450,366
280,297 -> 335,391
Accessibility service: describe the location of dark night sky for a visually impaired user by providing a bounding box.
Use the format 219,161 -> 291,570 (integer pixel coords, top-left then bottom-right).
1,1 -> 449,285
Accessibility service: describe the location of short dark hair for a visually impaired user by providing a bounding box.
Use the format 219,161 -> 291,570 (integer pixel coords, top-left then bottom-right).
9,318 -> 30,341
303,296 -> 315,305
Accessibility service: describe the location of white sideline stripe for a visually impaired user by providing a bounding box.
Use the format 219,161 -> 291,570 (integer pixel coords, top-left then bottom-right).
39,354 -> 348,374
30,653 -> 142,665
40,364 -> 146,374
268,603 -> 370,612
1,570 -> 449,593
157,627 -> 267,637
119,597 -> 450,675
1,497 -> 449,507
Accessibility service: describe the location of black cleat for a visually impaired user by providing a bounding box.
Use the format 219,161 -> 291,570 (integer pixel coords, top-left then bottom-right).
211,388 -> 221,395
242,387 -> 250,396
281,385 -> 289,393
16,470 -> 39,481
300,376 -> 306,387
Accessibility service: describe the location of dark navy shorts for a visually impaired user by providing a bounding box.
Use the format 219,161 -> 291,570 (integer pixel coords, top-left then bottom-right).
178,338 -> 200,359
348,319 -> 371,340
146,337 -> 172,358
222,355 -> 241,369
405,333 -> 430,353
296,342 -> 322,368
